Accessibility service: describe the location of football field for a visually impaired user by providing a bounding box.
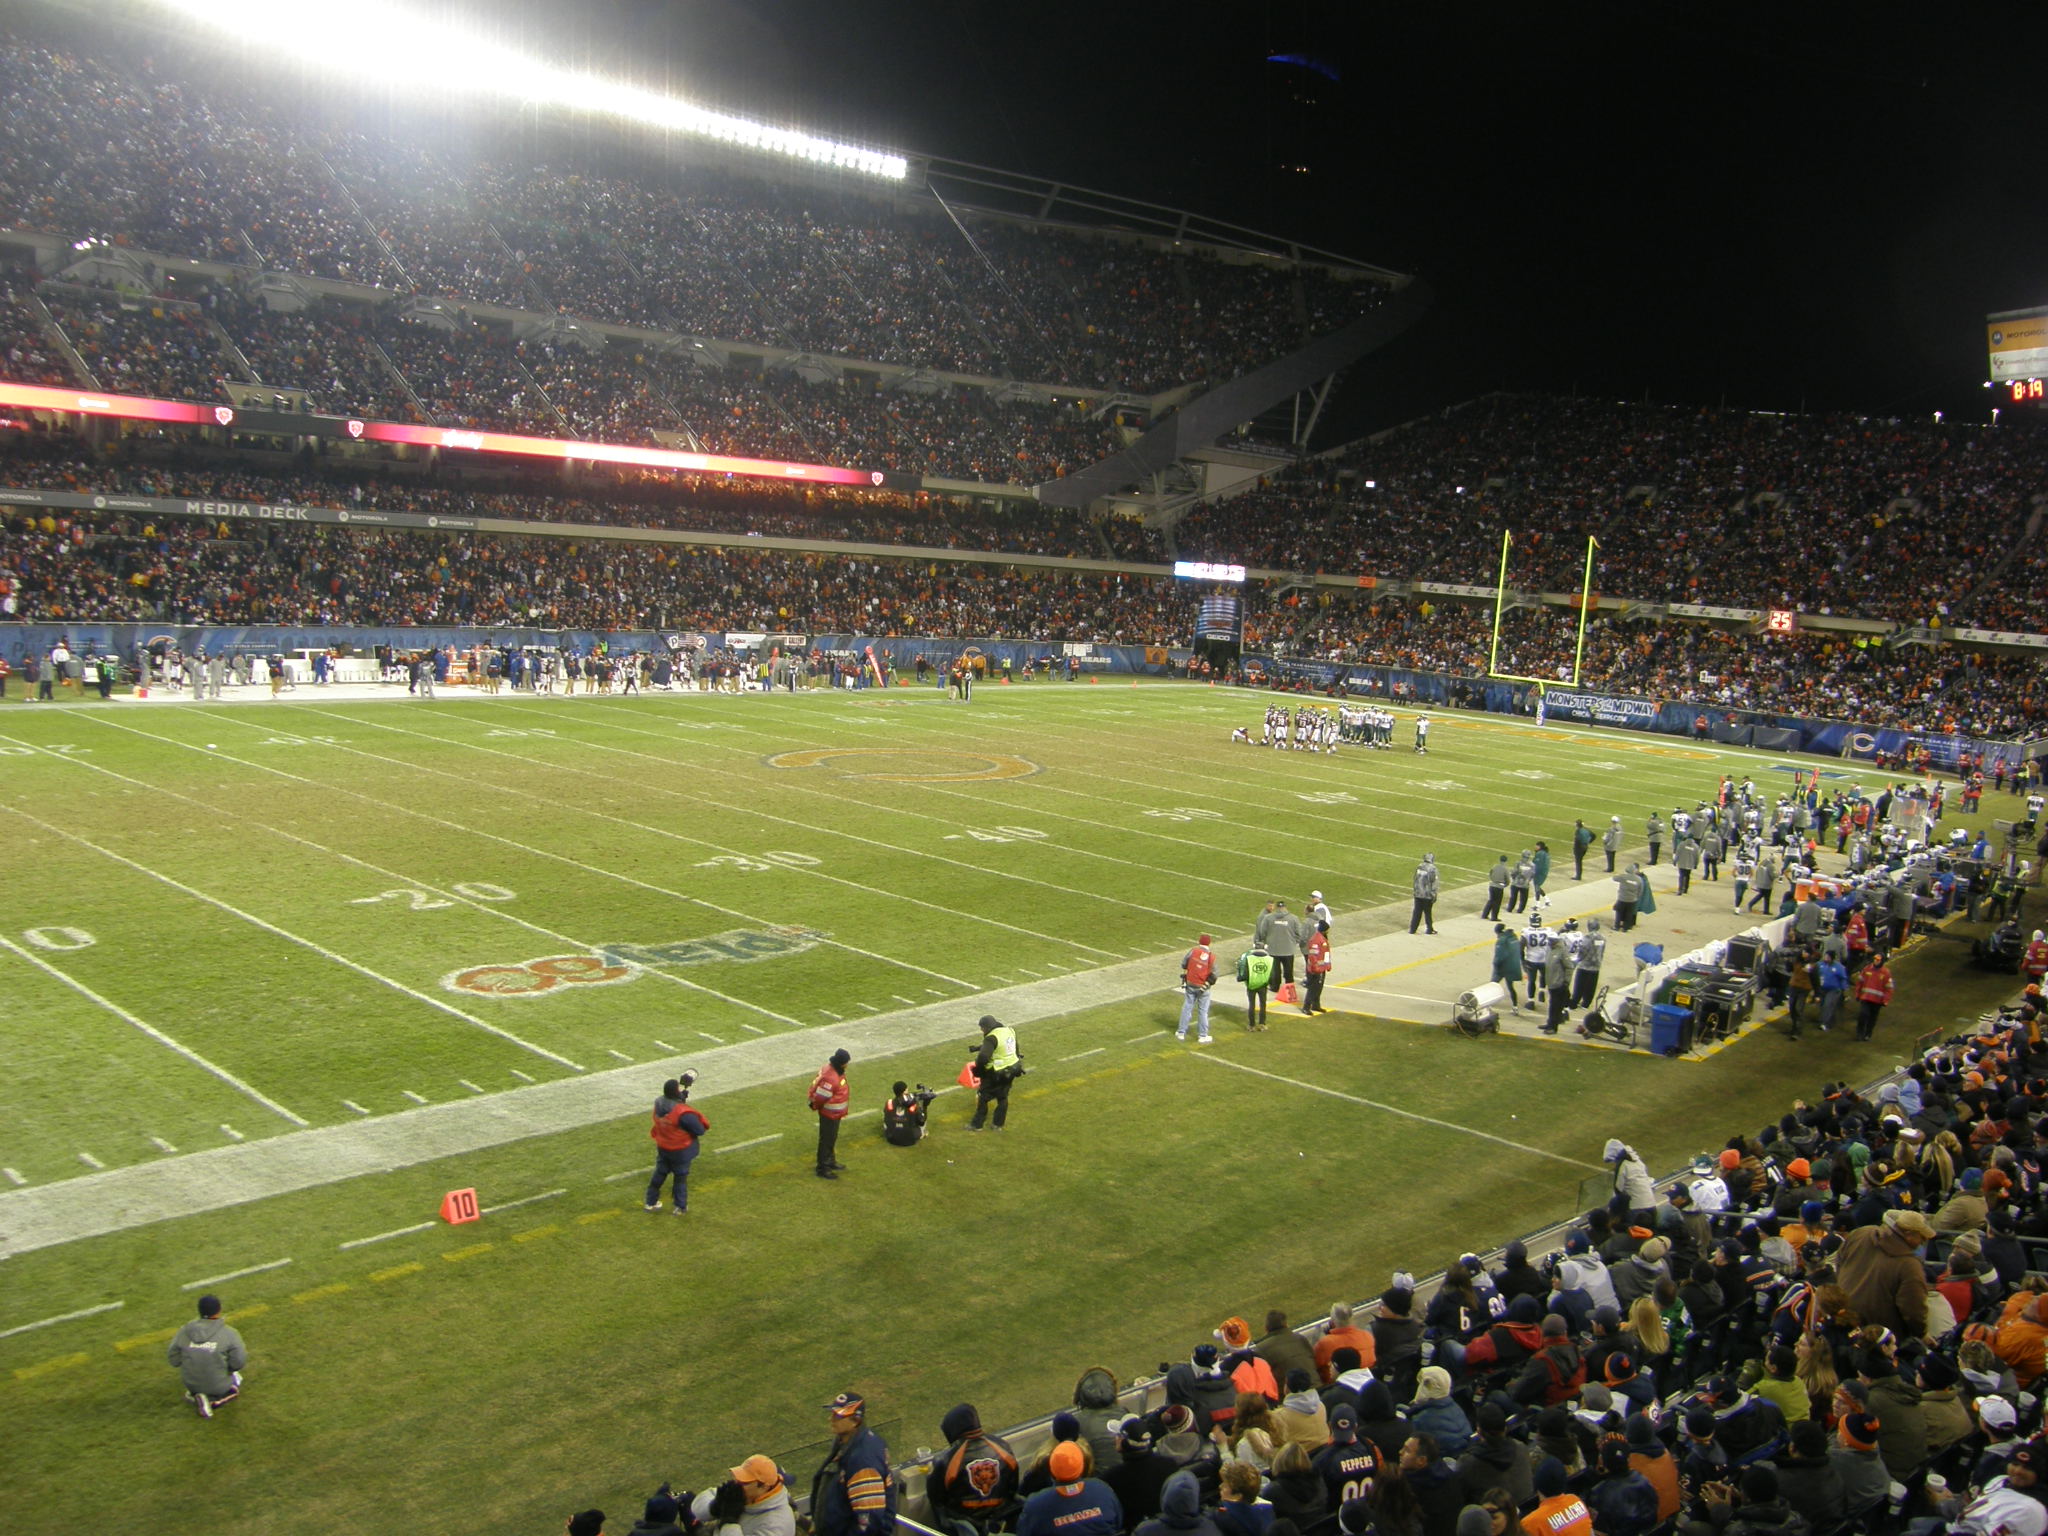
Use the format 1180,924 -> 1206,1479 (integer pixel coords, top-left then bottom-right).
0,679 -> 2000,1532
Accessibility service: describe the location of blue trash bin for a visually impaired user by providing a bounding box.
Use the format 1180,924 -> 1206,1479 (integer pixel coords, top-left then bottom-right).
1650,1003 -> 1693,1057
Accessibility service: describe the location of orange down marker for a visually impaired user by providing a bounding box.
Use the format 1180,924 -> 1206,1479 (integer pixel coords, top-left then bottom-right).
440,1188 -> 481,1225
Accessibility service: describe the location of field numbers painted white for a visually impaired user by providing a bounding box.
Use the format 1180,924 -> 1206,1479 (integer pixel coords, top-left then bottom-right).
1409,779 -> 1467,792
691,850 -> 822,873
1296,790 -> 1358,805
448,881 -> 515,902
251,735 -> 343,747
349,887 -> 454,911
1583,761 -> 1626,771
1504,769 -> 1554,781
944,825 -> 1050,843
1143,806 -> 1224,822
24,926 -> 95,951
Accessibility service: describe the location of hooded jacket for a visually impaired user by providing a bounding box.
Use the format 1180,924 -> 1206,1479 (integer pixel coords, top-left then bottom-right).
1413,857 -> 1440,901
1166,1358 -> 1241,1429
1073,1368 -> 1123,1468
1863,1374 -> 1927,1481
1834,1219 -> 1930,1336
1404,1395 -> 1472,1456
1133,1472 -> 1222,1536
1455,1433 -> 1534,1509
167,1315 -> 247,1397
1586,1469 -> 1659,1536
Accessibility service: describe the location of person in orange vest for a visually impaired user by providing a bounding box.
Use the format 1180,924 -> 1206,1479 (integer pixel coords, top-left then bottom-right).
645,1071 -> 708,1214
2024,930 -> 2048,984
1301,921 -> 1332,1016
1854,956 -> 1895,1042
810,1049 -> 851,1179
1178,934 -> 1218,1044
1214,1316 -> 1281,1403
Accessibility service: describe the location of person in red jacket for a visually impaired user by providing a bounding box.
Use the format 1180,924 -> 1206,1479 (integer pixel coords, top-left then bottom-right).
2023,930 -> 2048,984
1845,909 -> 1871,972
811,1049 -> 851,1179
1854,957 -> 1894,1042
645,1071 -> 708,1214
1301,922 -> 1332,1016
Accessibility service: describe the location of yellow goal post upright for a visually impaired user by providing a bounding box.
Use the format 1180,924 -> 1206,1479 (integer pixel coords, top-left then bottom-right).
1485,528 -> 1600,686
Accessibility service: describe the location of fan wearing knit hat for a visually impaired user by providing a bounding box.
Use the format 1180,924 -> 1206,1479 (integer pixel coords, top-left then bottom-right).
1014,1439 -> 1120,1536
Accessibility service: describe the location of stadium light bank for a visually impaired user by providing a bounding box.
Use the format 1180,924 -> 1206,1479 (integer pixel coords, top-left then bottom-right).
141,0 -> 909,180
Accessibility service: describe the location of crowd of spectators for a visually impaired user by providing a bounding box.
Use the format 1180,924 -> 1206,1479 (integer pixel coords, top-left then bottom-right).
0,264 -> 74,385
0,33 -> 1383,394
39,284 -> 236,400
2,262 -> 1128,483
566,984 -> 2048,1536
1172,397 -> 2048,627
1257,597 -> 2048,739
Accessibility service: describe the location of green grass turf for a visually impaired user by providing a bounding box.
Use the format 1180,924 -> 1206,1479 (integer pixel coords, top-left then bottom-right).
0,681 -> 2021,1531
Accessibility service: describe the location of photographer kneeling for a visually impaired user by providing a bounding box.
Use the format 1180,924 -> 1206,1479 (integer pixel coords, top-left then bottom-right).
883,1082 -> 934,1146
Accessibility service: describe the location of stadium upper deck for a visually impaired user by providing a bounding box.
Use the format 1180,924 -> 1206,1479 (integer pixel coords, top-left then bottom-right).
0,28 -> 1396,404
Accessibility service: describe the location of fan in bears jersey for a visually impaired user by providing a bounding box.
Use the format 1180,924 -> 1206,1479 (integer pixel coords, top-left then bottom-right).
1313,1402 -> 1381,1508
928,1403 -> 1021,1534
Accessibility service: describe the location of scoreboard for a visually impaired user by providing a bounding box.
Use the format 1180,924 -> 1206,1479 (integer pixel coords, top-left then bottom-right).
1987,307 -> 2048,387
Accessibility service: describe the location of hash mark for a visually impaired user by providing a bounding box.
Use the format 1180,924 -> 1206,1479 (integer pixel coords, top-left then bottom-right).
652,1039 -> 677,1052
218,1124 -> 244,1142
148,1136 -> 177,1154
77,1151 -> 105,1170
924,987 -> 949,996
858,1003 -> 881,1013
738,1023 -> 766,1034
697,1031 -> 727,1044
342,1100 -> 370,1116
607,1049 -> 634,1062
459,1079 -> 485,1094
401,1091 -> 428,1104
1017,967 -> 1042,977
816,1010 -> 843,1021
892,994 -> 918,1005
509,1070 -> 535,1083
2,1167 -> 24,1186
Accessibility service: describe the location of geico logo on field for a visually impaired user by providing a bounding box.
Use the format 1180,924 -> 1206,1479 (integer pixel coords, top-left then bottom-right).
444,926 -> 827,999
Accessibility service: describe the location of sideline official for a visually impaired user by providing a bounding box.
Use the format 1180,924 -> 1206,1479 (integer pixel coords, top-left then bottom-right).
811,1049 -> 852,1178
969,1015 -> 1022,1131
644,1073 -> 707,1215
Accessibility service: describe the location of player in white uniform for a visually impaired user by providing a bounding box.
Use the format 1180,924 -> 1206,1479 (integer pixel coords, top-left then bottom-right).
1414,713 -> 1431,754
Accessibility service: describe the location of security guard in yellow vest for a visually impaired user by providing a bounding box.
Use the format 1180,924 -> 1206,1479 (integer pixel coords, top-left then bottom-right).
967,1014 -> 1023,1131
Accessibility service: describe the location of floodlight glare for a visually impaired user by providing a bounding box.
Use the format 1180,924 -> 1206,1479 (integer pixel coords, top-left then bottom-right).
143,0 -> 909,180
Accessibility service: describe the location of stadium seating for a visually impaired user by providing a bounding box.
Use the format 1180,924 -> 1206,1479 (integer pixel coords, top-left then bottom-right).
0,36 -> 1383,396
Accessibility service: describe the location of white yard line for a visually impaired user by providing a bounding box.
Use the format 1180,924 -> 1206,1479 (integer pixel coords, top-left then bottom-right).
711,1134 -> 783,1156
337,1222 -> 434,1251
284,703 -> 1130,960
1188,1054 -> 1591,1169
479,1188 -> 565,1215
0,796 -> 586,1073
0,933 -> 308,1127
48,718 -> 815,1031
1059,1047 -> 1106,1062
180,1257 -> 292,1290
0,1301 -> 123,1340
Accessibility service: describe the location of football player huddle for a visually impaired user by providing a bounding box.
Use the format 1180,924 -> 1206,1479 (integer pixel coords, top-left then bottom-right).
1236,705 -> 1341,752
1340,704 -> 1397,748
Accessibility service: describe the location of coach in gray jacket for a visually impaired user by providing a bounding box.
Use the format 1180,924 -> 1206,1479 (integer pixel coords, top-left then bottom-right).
1410,854 -> 1440,935
168,1294 -> 247,1418
1255,900 -> 1304,986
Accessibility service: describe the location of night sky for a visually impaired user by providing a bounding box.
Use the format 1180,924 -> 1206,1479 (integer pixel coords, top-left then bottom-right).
181,1 -> 2048,441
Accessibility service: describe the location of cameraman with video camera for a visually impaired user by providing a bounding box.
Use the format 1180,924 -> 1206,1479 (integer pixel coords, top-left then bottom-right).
883,1082 -> 935,1145
645,1072 -> 706,1215
967,1014 -> 1024,1132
